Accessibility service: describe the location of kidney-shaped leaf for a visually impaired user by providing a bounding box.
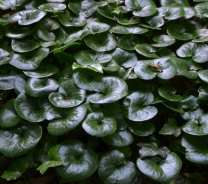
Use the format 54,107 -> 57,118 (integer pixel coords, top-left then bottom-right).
111,25 -> 148,35
47,105 -> 87,136
38,3 -> 66,12
182,134 -> 208,164
135,44 -> 158,58
89,75 -> 128,104
82,112 -> 117,137
0,75 -> 16,90
123,91 -> 158,121
152,35 -> 175,47
56,139 -> 98,182
137,152 -> 182,182
195,2 -> 208,18
25,78 -> 59,98
84,21 -> 110,34
118,35 -> 140,50
158,86 -> 182,102
98,150 -> 136,184
0,124 -> 42,157
49,80 -> 86,108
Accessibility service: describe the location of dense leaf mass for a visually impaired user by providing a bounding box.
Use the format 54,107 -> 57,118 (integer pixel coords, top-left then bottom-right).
0,0 -> 208,183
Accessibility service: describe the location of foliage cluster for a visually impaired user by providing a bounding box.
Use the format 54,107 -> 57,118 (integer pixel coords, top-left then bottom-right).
0,0 -> 208,183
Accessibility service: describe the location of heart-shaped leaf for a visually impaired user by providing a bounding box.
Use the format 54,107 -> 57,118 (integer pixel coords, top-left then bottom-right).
195,2 -> 208,18
82,112 -> 117,137
102,130 -> 133,147
15,93 -> 49,122
182,114 -> 208,135
98,150 -> 136,184
49,80 -> 86,108
117,15 -> 140,25
193,29 -> 208,42
137,152 -> 182,182
128,121 -> 155,136
24,78 -> 59,98
125,0 -> 157,17
158,5 -> 184,20
152,35 -> 175,47
159,118 -> 181,137
84,20 -> 110,34
181,108 -> 204,121
0,75 -> 16,90
135,44 -> 158,58
158,86 -> 182,102
0,99 -> 21,128
47,105 -> 87,136
0,124 -> 42,157
58,11 -> 86,27
72,62 -> 103,73
102,60 -> 120,72
181,134 -> 208,164
123,91 -> 158,121
111,25 -> 148,34
111,48 -> 137,68
5,27 -> 31,39
97,4 -> 118,20
55,139 -> 98,182
38,3 -> 66,12
89,75 -> 128,103
84,32 -> 117,52
118,35 -> 140,50
9,47 -> 49,70
11,36 -> 40,53
138,142 -> 170,158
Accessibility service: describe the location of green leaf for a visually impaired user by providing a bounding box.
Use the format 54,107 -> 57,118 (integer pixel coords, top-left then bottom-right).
117,16 -> 140,25
102,60 -> 120,72
9,47 -> 49,70
1,157 -> 28,181
135,44 -> 158,58
84,20 -> 110,34
181,134 -> 208,164
0,48 -> 10,65
5,27 -> 31,39
97,4 -> 118,20
0,124 -> 42,157
82,112 -> 117,137
170,175 -> 200,184
195,2 -> 208,18
193,29 -> 208,42
102,130 -> 133,147
25,78 -> 59,98
0,99 -> 21,128
128,121 -> 155,136
89,75 -> 128,103
158,86 -> 182,102
118,35 -> 140,50
49,80 -> 86,108
137,152 -> 182,182
111,25 -> 148,34
181,108 -> 204,121
98,150 -> 136,184
14,93 -> 49,122
159,118 -> 181,137
56,139 -> 98,182
198,84 -> 208,100
58,11 -> 87,27
38,3 -> 66,12
0,75 -> 16,90
158,5 -> 184,20
84,32 -> 117,52
138,142 -> 170,158
182,114 -> 208,135
47,105 -> 87,136
12,36 -> 40,53
123,91 -> 157,121
152,35 -> 175,47
198,70 -> 208,83
72,62 -> 103,73
113,146 -> 132,157
125,0 -> 157,17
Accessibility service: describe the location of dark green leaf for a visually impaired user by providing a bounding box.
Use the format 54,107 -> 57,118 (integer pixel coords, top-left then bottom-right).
84,20 -> 110,34
158,86 -> 182,102
5,27 -> 31,39
118,35 -> 140,50
135,44 -> 158,58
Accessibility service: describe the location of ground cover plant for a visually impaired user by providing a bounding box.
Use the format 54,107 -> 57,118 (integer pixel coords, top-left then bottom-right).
1,0 -> 208,183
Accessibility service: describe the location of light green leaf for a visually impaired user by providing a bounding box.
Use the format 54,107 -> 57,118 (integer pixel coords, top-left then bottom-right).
152,35 -> 175,47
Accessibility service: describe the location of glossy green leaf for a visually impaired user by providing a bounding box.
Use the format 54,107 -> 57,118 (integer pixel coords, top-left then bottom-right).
125,0 -> 157,17
49,80 -> 86,108
111,25 -> 148,34
0,75 -> 16,90
123,91 -> 158,121
84,32 -> 117,52
152,35 -> 175,47
137,152 -> 182,182
102,60 -> 120,72
25,78 -> 59,98
182,114 -> 208,135
5,27 -> 31,39
68,0 -> 98,17
181,134 -> 208,164
181,108 -> 204,121
0,124 -> 42,157
47,105 -> 87,136
38,3 -> 66,12
158,5 -> 184,20
0,48 -> 10,65
158,86 -> 182,102
82,112 -> 117,137
89,75 -> 128,103
162,101 -> 184,113
118,35 -> 140,50
159,118 -> 181,137
183,6 -> 196,19
98,150 -> 136,184
128,121 -> 155,136
117,16 -> 140,25
198,70 -> 208,83
198,84 -> 208,100
12,36 -> 40,53
1,157 -> 28,181
14,77 -> 26,95
56,139 -> 98,182
0,99 -> 21,128
58,11 -> 87,27
138,142 -> 170,158
15,93 -> 49,122
9,47 -> 49,70
84,20 -> 110,34
97,4 -> 118,20
72,62 -> 103,73
195,2 -> 208,18
135,44 -> 158,58
193,29 -> 208,42
37,160 -> 63,175
102,130 -> 133,147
